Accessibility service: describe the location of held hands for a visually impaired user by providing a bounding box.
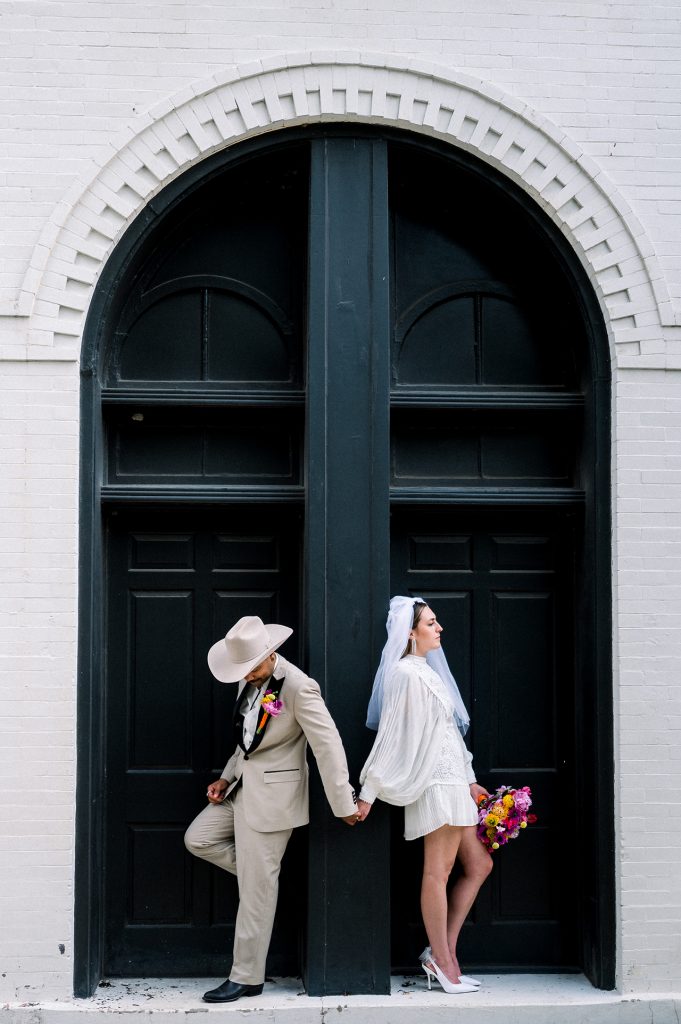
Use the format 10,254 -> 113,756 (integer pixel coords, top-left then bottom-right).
207,778 -> 228,804
341,798 -> 373,826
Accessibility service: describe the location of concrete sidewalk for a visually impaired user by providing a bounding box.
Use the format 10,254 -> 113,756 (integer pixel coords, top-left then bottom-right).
3,975 -> 681,1024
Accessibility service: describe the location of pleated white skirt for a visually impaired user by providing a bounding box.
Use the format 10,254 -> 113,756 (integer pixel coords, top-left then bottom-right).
404,782 -> 479,840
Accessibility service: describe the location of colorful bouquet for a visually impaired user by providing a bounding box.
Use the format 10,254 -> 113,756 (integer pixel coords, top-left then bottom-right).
476,785 -> 537,852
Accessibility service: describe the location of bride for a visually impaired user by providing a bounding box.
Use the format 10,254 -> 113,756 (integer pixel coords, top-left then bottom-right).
357,596 -> 493,994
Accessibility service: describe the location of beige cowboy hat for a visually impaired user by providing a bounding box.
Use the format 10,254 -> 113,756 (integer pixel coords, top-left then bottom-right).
207,615 -> 293,683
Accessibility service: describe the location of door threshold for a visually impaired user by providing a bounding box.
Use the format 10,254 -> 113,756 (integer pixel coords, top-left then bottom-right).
4,975 -> 680,1023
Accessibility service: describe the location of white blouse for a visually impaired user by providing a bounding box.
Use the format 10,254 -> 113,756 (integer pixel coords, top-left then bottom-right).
359,655 -> 476,806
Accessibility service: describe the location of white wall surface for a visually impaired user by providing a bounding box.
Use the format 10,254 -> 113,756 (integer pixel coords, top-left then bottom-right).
1,1 -> 681,317
614,368 -> 681,992
0,0 -> 680,1003
0,360 -> 78,998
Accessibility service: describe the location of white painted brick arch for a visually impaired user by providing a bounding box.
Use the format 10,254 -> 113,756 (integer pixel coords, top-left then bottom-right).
21,52 -> 674,369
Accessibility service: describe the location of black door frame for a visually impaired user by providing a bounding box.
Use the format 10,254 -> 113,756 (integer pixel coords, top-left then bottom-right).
76,125 -> 614,996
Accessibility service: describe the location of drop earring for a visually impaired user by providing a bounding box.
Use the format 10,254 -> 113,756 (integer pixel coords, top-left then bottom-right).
410,636 -> 416,655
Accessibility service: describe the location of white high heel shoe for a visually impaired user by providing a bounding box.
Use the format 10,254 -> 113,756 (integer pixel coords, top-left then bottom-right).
421,956 -> 479,994
419,946 -> 482,987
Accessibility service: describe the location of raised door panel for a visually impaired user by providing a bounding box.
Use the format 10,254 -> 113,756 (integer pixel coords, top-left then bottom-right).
391,410 -> 575,488
127,590 -> 194,768
107,408 -> 303,487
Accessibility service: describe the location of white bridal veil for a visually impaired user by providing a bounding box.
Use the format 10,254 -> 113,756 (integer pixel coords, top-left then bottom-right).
365,595 -> 470,735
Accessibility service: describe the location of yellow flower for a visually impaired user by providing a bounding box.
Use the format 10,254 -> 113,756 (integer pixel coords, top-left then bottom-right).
520,821 -> 527,828
492,842 -> 500,850
502,794 -> 514,809
485,814 -> 499,826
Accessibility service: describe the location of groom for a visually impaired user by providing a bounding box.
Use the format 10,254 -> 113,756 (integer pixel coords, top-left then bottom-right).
184,615 -> 360,1003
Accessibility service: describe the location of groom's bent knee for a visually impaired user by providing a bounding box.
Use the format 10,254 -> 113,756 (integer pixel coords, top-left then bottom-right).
184,820 -> 216,856
183,825 -> 202,855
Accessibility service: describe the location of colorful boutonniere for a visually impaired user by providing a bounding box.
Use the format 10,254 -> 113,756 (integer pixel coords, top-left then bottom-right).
255,689 -> 284,734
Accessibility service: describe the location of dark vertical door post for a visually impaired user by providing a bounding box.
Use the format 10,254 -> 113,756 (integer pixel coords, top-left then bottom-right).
305,137 -> 391,995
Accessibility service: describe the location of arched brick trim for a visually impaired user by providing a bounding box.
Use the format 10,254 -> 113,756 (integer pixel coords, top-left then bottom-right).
22,52 -> 675,368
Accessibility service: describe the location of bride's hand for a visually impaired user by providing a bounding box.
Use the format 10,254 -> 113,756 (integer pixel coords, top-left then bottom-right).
470,783 -> 490,804
356,799 -> 373,821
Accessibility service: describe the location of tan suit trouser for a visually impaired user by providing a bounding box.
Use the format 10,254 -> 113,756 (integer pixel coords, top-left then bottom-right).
184,787 -> 292,985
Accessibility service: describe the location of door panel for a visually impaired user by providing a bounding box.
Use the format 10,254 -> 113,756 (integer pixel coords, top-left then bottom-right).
391,410 -> 575,488
104,506 -> 303,976
107,409 -> 303,487
390,509 -> 578,971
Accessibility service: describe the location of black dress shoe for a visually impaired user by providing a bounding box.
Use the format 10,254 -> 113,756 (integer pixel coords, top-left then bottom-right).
202,979 -> 264,1003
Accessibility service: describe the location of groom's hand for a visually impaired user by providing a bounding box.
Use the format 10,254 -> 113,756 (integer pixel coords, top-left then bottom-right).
207,779 -> 228,804
341,812 -> 362,826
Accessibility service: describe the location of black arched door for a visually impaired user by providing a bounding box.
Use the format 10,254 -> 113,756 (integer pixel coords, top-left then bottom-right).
81,129 -> 612,995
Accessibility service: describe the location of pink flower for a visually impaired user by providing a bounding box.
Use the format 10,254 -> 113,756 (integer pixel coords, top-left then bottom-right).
255,692 -> 285,735
513,788 -> 532,813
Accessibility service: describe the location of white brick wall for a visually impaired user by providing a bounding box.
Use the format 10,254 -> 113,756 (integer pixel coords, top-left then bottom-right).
0,0 -> 680,1004
614,369 -> 681,992
0,360 -> 79,999
1,1 -> 681,318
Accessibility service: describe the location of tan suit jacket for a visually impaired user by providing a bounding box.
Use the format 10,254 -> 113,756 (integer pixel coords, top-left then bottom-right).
220,655 -> 356,831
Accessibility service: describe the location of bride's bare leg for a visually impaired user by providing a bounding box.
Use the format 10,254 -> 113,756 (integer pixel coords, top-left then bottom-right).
446,826 -> 493,975
421,825 -> 464,983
